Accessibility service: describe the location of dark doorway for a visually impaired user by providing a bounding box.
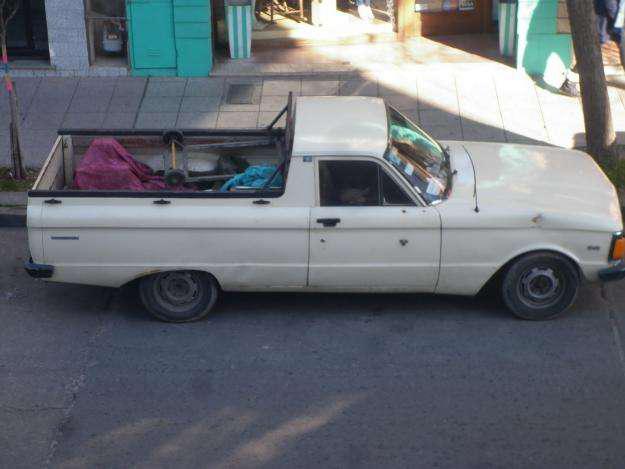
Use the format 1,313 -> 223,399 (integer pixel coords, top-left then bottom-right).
6,0 -> 49,59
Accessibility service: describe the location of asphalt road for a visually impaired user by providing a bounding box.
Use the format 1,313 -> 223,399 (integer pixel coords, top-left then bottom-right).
2,227 -> 625,469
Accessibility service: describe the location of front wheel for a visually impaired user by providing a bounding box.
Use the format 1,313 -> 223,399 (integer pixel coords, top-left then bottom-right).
501,252 -> 580,320
139,271 -> 219,322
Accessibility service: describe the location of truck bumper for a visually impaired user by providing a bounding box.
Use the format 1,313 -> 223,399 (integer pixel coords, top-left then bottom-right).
24,258 -> 54,279
598,260 -> 625,282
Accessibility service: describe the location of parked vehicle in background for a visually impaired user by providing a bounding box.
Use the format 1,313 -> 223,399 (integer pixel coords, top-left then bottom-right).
25,95 -> 625,322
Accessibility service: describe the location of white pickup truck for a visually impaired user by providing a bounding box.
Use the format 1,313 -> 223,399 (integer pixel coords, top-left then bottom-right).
25,95 -> 625,322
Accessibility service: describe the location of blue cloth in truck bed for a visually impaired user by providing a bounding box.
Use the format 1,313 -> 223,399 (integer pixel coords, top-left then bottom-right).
220,165 -> 283,192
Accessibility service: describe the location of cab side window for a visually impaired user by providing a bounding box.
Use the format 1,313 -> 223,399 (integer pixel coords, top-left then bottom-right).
381,170 -> 413,205
319,160 -> 414,207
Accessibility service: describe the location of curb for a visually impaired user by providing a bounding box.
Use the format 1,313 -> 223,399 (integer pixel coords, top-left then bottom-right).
0,192 -> 27,228
0,213 -> 26,228
0,191 -> 28,206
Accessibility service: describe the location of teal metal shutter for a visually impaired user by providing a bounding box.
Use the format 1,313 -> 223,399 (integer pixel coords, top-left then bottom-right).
128,0 -> 177,69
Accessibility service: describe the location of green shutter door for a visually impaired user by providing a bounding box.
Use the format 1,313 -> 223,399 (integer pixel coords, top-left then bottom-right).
173,0 -> 213,76
128,0 -> 177,70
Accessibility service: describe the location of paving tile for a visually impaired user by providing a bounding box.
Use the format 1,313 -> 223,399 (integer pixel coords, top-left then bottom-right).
417,75 -> 458,112
339,80 -> 378,96
260,95 -> 289,112
179,96 -> 221,113
27,97 -> 72,114
68,96 -> 111,113
258,111 -> 286,128
224,77 -> 263,86
420,124 -> 462,141
418,109 -> 460,127
74,77 -> 117,99
400,109 -> 420,124
12,77 -> 41,109
176,112 -> 219,129
461,122 -> 506,142
500,111 -> 546,137
135,112 -> 178,129
378,77 -> 418,97
185,78 -> 225,97
20,129 -> 59,167
300,80 -> 339,96
34,77 -> 78,100
0,133 -> 10,167
460,108 -> 503,127
262,79 -> 301,96
23,112 -> 65,130
139,96 -> 182,113
549,132 -> 586,148
546,124 -> 586,148
61,113 -> 106,129
108,95 -> 143,113
505,131 -> 549,145
418,89 -> 459,113
102,113 -> 137,129
219,103 -> 260,112
113,77 -> 147,97
12,77 -> 41,97
145,78 -> 187,97
216,111 -> 259,128
384,94 -> 419,111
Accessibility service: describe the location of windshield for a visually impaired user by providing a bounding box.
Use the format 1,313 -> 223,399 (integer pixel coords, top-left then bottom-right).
386,106 -> 450,204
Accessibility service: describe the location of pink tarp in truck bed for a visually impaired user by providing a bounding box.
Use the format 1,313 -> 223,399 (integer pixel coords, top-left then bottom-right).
73,138 -> 170,191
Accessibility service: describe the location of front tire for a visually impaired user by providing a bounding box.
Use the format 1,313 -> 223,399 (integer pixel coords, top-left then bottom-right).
139,271 -> 218,322
501,252 -> 580,320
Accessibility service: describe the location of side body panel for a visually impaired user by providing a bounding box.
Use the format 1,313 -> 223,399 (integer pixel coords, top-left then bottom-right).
434,141 -> 622,296
309,205 -> 441,291
435,218 -> 615,296
36,158 -> 314,289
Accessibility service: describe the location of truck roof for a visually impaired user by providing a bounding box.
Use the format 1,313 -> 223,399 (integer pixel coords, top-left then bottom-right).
291,96 -> 389,158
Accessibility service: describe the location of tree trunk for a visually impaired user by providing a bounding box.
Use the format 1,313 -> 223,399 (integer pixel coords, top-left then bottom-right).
2,38 -> 25,179
566,0 -> 615,161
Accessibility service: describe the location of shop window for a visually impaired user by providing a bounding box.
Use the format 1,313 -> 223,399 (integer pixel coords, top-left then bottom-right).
6,0 -> 49,60
84,0 -> 128,67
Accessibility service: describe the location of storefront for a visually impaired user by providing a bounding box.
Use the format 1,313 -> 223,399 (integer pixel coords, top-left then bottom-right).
398,0 -> 494,38
6,0 -> 49,59
4,0 -> 573,80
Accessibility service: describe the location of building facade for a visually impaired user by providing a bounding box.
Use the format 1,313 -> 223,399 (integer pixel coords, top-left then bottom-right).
6,0 -> 572,79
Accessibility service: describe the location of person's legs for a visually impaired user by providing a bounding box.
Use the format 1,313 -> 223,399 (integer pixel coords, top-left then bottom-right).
596,0 -> 610,43
606,0 -> 619,31
620,27 -> 625,68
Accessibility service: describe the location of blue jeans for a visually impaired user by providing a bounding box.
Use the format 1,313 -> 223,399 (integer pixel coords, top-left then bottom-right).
595,0 -> 619,43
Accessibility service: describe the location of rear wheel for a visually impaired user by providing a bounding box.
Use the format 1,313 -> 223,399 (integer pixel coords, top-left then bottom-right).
501,252 -> 580,320
139,271 -> 218,322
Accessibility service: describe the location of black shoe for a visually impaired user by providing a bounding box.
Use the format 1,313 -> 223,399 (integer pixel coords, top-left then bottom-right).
559,78 -> 580,97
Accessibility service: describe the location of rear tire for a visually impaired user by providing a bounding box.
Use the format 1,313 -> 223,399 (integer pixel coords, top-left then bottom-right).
139,271 -> 218,323
501,252 -> 580,320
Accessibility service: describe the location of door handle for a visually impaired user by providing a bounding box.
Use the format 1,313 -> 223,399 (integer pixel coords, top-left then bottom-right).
253,199 -> 270,205
316,218 -> 341,227
153,199 -> 171,205
44,199 -> 62,205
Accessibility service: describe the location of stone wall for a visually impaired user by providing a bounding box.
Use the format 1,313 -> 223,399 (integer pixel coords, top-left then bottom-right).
44,0 -> 90,72
10,0 -> 128,77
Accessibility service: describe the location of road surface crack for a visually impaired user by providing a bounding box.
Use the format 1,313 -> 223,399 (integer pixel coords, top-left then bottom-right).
43,290 -> 115,468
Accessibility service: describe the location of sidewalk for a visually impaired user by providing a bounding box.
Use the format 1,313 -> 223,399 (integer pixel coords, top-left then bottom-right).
2,66 -> 625,168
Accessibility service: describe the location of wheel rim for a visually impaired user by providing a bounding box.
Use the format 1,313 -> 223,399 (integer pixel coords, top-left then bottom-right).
152,272 -> 204,314
517,266 -> 565,309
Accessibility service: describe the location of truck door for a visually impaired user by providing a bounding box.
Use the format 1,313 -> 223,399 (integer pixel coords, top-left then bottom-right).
308,158 -> 441,291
